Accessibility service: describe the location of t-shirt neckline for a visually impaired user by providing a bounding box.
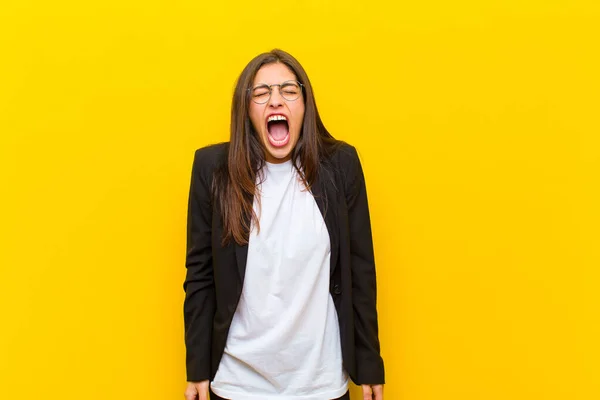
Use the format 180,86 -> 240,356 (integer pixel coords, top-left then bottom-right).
265,159 -> 293,171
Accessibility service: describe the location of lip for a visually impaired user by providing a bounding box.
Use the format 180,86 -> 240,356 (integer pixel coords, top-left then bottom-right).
264,112 -> 290,126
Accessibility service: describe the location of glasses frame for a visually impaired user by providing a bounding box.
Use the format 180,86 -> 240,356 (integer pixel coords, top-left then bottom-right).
247,80 -> 305,104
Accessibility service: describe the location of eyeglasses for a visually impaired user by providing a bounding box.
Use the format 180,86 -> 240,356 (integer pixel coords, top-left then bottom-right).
248,80 -> 304,104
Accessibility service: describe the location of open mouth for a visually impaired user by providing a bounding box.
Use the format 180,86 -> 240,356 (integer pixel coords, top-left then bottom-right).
266,114 -> 290,148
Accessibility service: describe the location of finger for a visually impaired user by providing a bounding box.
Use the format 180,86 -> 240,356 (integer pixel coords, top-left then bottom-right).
373,384 -> 384,400
362,384 -> 373,400
197,383 -> 209,400
184,386 -> 198,400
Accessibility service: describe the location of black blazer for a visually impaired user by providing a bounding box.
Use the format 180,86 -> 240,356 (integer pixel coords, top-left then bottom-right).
183,141 -> 385,386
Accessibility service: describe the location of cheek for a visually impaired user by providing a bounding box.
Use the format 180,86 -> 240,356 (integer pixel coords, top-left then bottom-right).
292,105 -> 305,133
249,106 -> 264,132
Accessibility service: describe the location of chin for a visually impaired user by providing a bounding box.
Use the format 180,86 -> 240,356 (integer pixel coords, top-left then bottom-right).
262,134 -> 297,163
265,148 -> 292,162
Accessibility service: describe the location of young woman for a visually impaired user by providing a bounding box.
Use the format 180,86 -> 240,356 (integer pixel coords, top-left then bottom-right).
183,49 -> 385,400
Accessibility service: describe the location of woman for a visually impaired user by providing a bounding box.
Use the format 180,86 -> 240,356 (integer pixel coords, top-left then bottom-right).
183,49 -> 385,400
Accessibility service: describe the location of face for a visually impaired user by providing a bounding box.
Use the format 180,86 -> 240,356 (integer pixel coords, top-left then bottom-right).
248,62 -> 305,164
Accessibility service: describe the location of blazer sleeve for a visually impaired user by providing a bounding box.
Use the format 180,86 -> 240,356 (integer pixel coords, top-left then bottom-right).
343,145 -> 385,384
183,147 -> 216,382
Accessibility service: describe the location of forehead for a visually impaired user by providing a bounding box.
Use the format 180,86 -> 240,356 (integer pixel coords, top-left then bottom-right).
253,62 -> 297,86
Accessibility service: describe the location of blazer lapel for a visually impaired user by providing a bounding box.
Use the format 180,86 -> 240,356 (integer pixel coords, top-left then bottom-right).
234,208 -> 251,284
312,164 -> 340,277
235,243 -> 248,284
213,199 -> 249,285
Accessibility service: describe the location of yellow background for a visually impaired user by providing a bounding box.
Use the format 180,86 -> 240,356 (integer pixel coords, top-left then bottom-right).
1,0 -> 599,399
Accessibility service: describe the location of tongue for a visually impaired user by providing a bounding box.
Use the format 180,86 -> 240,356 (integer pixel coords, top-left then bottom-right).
269,121 -> 288,140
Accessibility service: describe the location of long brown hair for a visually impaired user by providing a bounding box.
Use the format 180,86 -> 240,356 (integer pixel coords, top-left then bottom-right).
214,49 -> 339,246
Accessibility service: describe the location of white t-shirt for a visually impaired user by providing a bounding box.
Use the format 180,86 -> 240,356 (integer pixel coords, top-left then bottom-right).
210,159 -> 348,400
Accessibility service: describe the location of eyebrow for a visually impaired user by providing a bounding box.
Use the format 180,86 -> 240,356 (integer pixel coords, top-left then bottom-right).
253,80 -> 296,86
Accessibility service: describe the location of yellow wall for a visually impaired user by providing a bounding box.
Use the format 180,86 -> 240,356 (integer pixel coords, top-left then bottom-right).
1,1 -> 599,399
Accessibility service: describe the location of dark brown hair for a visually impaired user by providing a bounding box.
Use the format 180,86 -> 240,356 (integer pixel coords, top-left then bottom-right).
213,49 -> 340,246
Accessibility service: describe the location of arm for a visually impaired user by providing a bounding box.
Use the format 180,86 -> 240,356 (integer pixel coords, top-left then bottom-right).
183,148 -> 216,383
344,145 -> 385,385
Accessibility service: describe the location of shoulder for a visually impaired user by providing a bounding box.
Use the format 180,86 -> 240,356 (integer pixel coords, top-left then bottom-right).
194,141 -> 229,165
192,142 -> 229,172
326,139 -> 362,176
191,142 -> 229,185
333,141 -> 359,163
324,140 -> 360,167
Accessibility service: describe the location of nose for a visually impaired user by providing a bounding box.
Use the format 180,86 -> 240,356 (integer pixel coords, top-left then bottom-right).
268,86 -> 284,108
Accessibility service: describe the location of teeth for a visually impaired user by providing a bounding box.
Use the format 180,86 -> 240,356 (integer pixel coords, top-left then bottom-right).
267,115 -> 287,122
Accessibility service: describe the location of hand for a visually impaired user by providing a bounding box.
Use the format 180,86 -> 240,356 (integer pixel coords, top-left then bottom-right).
361,384 -> 384,400
184,380 -> 210,400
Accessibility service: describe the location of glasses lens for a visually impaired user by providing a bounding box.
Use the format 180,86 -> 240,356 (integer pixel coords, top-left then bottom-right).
280,82 -> 301,101
251,85 -> 270,104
